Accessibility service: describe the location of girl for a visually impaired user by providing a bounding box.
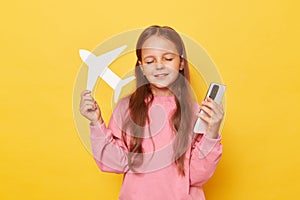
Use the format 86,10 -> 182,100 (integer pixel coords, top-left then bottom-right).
80,25 -> 224,200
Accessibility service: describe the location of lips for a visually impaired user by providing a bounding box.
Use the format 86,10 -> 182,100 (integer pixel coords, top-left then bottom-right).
154,73 -> 168,78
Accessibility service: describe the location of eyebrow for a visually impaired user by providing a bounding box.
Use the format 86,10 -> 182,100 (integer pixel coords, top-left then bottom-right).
143,52 -> 177,59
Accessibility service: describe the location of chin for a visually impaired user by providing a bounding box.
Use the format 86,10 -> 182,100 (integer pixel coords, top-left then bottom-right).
151,83 -> 169,89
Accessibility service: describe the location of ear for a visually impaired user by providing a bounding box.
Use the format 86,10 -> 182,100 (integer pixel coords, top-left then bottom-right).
138,62 -> 145,75
179,59 -> 184,71
138,60 -> 142,68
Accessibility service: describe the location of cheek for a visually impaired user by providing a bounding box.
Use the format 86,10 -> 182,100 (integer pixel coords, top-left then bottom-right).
167,60 -> 181,70
166,64 -> 181,73
142,67 -> 153,76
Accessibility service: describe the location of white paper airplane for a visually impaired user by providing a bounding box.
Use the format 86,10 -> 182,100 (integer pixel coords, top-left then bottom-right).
79,45 -> 135,103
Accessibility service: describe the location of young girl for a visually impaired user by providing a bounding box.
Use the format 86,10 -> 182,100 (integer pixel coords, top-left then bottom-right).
80,25 -> 224,200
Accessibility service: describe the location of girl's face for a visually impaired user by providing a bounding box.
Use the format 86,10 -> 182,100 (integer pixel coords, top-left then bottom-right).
140,35 -> 183,96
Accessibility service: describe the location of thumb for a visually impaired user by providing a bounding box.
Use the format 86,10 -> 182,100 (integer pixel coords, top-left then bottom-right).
94,101 -> 99,108
94,101 -> 101,112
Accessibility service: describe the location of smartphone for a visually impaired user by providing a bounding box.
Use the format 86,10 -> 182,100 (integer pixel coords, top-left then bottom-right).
193,82 -> 226,134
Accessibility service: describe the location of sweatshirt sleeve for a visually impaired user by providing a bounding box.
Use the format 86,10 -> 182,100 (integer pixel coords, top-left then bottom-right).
189,133 -> 222,187
89,98 -> 130,174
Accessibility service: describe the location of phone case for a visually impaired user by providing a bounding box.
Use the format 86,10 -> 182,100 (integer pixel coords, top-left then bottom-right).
193,82 -> 226,134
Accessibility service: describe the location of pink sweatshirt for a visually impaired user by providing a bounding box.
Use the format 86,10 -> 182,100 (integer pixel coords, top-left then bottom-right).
90,96 -> 222,200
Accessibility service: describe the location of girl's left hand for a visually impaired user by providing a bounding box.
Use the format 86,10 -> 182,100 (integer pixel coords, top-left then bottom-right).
197,97 -> 224,139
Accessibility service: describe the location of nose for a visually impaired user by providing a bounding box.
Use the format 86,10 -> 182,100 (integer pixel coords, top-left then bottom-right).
155,59 -> 165,70
155,63 -> 164,70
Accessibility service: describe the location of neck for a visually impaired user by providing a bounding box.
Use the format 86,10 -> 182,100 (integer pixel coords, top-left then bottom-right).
150,85 -> 174,96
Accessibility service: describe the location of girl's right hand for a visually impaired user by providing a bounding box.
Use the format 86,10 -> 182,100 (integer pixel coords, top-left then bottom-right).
79,90 -> 103,125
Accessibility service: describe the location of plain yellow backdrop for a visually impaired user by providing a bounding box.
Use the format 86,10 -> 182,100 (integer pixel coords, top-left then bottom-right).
1,0 -> 299,199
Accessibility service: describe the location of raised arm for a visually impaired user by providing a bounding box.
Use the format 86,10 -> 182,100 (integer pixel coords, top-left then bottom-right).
80,90 -> 130,173
189,134 -> 222,187
190,97 -> 224,186
89,119 -> 129,174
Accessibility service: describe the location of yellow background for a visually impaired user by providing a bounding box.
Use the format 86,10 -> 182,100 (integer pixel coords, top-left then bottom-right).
1,0 -> 299,199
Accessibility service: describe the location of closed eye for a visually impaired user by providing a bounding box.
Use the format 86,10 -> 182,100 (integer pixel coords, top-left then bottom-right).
145,61 -> 154,64
164,57 -> 174,61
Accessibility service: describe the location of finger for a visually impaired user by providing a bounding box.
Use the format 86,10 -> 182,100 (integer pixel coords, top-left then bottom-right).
201,101 -> 216,114
81,90 -> 91,97
219,102 -> 223,109
198,112 -> 211,124
94,101 -> 101,113
218,103 -> 224,115
204,98 -> 222,114
82,97 -> 95,103
80,94 -> 96,106
82,93 -> 94,101
80,104 -> 92,112
83,101 -> 95,108
205,97 -> 218,107
212,102 -> 224,116
83,104 -> 96,112
199,105 -> 213,117
80,105 -> 91,114
200,104 -> 223,122
209,104 -> 224,122
80,90 -> 93,106
80,98 -> 94,108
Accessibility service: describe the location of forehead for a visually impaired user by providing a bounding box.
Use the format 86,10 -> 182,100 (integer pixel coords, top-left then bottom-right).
141,35 -> 179,55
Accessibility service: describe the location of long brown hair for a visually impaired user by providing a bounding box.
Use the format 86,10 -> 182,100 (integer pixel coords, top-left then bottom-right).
122,25 -> 194,176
